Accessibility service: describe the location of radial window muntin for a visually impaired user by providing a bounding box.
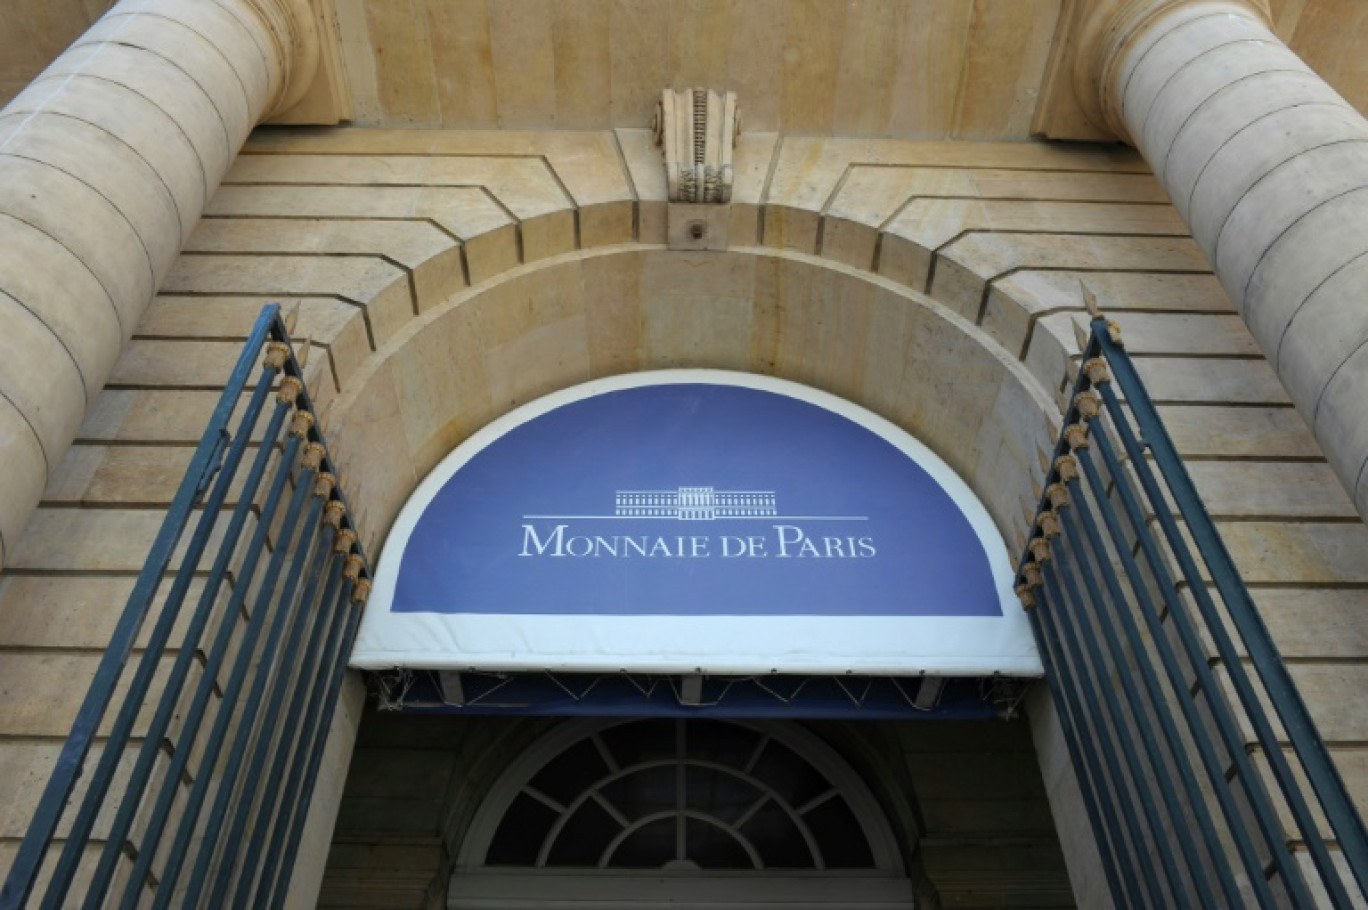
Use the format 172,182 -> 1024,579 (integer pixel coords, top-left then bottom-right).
459,718 -> 904,874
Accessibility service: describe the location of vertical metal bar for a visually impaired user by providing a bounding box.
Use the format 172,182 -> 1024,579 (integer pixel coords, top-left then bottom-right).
0,305 -> 281,910
206,502 -> 340,909
1062,467 -> 1255,907
1045,541 -> 1182,906
1023,606 -> 1132,907
254,538 -> 352,906
267,588 -> 365,910
1085,400 -> 1314,905
106,420 -> 311,910
75,369 -> 288,910
1098,324 -> 1368,900
148,446 -> 328,910
1053,507 -> 1221,905
1038,564 -> 1155,906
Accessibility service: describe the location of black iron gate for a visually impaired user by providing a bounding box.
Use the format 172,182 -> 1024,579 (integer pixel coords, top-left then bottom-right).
1018,302 -> 1368,907
0,305 -> 371,909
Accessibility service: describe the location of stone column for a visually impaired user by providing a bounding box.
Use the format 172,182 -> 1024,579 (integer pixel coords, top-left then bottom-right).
0,0 -> 319,567
1068,0 -> 1368,521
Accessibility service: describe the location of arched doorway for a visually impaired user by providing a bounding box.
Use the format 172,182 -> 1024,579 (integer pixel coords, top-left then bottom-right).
448,718 -> 914,908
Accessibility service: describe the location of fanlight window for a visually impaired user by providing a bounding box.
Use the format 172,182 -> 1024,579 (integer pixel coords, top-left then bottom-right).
479,719 -> 886,871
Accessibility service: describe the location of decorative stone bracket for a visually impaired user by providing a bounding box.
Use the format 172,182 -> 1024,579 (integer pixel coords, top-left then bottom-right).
654,88 -> 739,250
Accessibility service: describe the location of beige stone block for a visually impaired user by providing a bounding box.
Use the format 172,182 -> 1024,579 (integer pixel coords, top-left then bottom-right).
227,153 -> 572,222
1183,460 -> 1357,520
762,206 -> 819,254
78,389 -> 250,444
1132,357 -> 1293,406
934,233 -> 1213,322
328,362 -> 417,544
550,0 -> 610,128
0,219 -> 123,400
107,339 -> 247,388
488,0 -> 557,127
732,133 -> 779,209
485,315 -> 592,420
139,294 -> 370,387
875,232 -> 934,292
45,444 -> 273,508
361,0 -> 439,125
385,304 -> 492,478
1103,313 -> 1262,358
0,155 -> 155,333
582,250 -> 645,376
0,574 -> 236,650
519,210 -> 576,263
206,183 -> 514,244
186,218 -> 455,272
162,253 -> 410,348
75,13 -> 253,144
1212,520 -> 1368,586
722,0 -> 784,132
762,258 -> 876,401
954,0 -> 1059,140
0,645 -> 212,738
1201,112 -> 1368,274
614,127 -> 666,204
5,506 -> 255,574
46,42 -> 234,186
0,290 -> 88,466
425,0 -> 498,128
464,224 -> 521,286
606,0 -> 667,125
779,0 -> 843,133
1157,405 -> 1323,460
821,217 -> 879,271
996,270 -> 1233,317
579,200 -> 634,248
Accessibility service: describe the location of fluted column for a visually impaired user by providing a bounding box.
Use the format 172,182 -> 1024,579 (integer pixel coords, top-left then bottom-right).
0,0 -> 319,567
1074,0 -> 1368,521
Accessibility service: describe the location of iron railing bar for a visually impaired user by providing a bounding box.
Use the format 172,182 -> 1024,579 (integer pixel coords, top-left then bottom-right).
1064,464 -> 1265,907
267,589 -> 364,910
75,368 -> 287,909
1054,508 -> 1223,905
1098,324 -> 1368,899
208,511 -> 339,909
150,456 -> 327,910
1028,572 -> 1149,903
1023,607 -> 1132,907
0,305 -> 281,910
112,427 -> 311,909
1045,540 -> 1181,906
1084,416 -> 1313,902
254,544 -> 351,906
1092,363 -> 1350,904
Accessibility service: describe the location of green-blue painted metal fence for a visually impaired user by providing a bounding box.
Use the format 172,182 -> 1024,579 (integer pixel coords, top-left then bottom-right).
0,305 -> 371,909
1019,314 -> 1368,908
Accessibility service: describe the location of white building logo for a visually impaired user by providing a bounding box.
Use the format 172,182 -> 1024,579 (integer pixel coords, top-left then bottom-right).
614,487 -> 778,520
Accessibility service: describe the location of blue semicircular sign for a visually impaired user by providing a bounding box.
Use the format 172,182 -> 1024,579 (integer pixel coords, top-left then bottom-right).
352,371 -> 1040,676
